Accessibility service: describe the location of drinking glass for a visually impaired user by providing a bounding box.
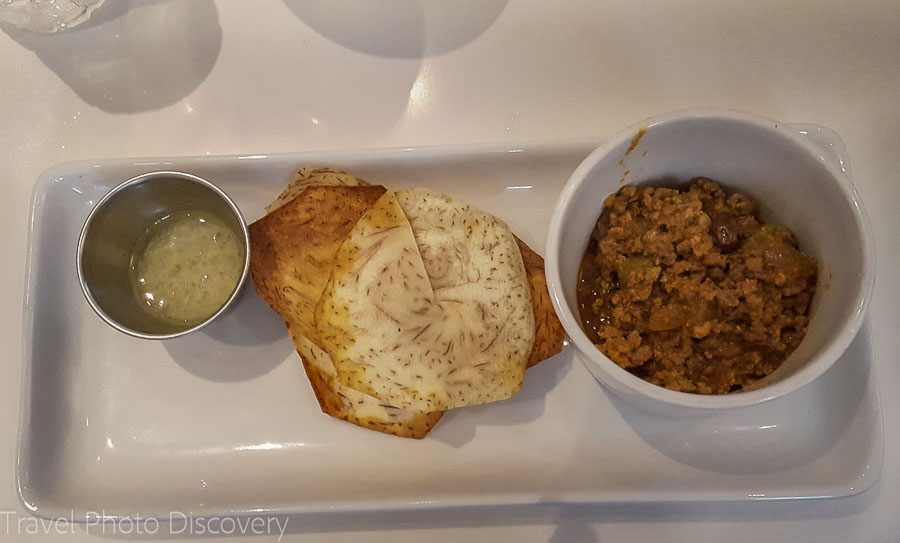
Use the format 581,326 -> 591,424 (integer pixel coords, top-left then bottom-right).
0,0 -> 105,32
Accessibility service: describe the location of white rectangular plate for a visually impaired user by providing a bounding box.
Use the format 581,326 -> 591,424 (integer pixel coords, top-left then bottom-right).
18,140 -> 883,519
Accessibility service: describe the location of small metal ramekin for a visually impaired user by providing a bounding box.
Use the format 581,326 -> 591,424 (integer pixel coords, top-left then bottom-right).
77,171 -> 250,340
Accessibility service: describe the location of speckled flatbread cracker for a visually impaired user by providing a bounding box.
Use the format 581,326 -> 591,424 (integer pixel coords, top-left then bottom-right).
250,170 -> 563,437
265,167 -> 369,214
515,236 -> 565,367
288,325 -> 443,439
249,183 -> 386,337
315,189 -> 534,412
250,178 -> 441,438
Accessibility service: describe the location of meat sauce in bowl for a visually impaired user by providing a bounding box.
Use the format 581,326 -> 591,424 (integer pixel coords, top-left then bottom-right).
576,178 -> 818,394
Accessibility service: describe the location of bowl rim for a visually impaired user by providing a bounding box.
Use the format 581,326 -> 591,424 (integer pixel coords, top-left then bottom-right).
545,108 -> 876,410
76,170 -> 251,340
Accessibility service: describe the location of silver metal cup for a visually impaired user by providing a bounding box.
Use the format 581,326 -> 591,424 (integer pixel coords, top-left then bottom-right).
77,171 -> 250,339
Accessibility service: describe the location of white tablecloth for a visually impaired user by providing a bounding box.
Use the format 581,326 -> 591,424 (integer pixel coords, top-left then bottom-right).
2,1 -> 898,541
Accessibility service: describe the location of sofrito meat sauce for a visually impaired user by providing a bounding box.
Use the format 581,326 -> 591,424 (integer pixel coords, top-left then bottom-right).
576,178 -> 818,394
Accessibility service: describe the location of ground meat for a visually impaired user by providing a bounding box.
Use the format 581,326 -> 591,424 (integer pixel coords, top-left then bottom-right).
576,178 -> 818,394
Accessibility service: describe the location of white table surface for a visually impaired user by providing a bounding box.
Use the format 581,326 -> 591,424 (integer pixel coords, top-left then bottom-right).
2,1 -> 899,541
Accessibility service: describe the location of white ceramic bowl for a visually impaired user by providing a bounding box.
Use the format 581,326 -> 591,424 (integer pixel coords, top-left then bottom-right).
546,109 -> 875,415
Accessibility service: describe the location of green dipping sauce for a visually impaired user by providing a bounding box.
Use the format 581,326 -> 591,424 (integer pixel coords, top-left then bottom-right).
129,210 -> 244,326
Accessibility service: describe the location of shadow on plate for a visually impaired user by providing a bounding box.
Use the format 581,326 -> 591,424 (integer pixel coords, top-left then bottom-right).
1,0 -> 221,114
281,0 -> 507,59
609,324 -> 874,476
429,351 -> 573,448
163,286 -> 292,383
